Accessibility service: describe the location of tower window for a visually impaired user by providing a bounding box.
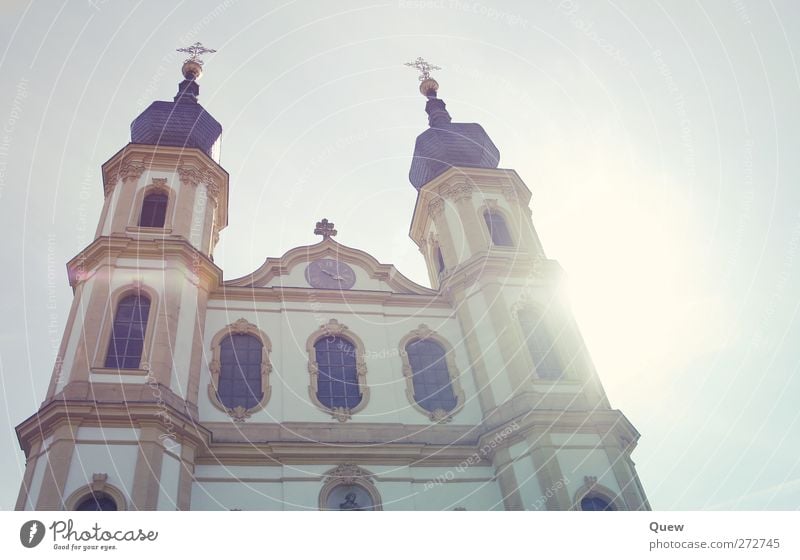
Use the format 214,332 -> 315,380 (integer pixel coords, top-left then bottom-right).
484,210 -> 513,246
104,294 -> 150,369
139,192 -> 168,227
517,308 -> 562,380
314,336 -> 362,410
435,246 -> 445,275
217,334 -> 264,410
406,339 -> 458,414
580,496 -> 615,511
75,492 -> 118,511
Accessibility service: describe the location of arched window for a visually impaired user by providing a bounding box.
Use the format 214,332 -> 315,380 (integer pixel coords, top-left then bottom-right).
104,294 -> 150,369
314,336 -> 362,411
75,492 -> 118,511
406,339 -> 458,414
517,308 -> 562,380
484,210 -> 513,246
217,334 -> 264,410
580,496 -> 615,511
139,191 -> 168,227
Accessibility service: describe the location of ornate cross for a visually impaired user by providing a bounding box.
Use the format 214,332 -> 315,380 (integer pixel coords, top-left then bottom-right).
404,57 -> 441,81
176,42 -> 217,65
314,218 -> 337,240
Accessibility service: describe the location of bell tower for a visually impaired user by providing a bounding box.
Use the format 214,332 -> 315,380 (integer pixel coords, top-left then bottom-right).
15,44 -> 227,511
406,59 -> 649,510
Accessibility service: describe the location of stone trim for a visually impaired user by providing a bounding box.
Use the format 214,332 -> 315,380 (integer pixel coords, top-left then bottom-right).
306,319 -> 369,422
63,473 -> 128,511
130,180 -> 177,230
318,464 -> 383,511
93,283 -> 160,372
207,318 -> 273,422
398,324 -> 466,423
572,476 -> 626,511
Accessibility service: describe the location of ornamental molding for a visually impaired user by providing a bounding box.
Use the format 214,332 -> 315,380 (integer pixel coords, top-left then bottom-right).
428,197 -> 445,219
330,406 -> 352,423
91,473 -> 109,493
408,323 -> 434,340
323,463 -> 375,485
119,161 -> 146,182
306,319 -> 370,422
502,184 -> 520,204
206,319 -> 273,422
320,318 -> 348,337
397,324 -> 465,423
440,182 -> 473,203
152,177 -> 168,187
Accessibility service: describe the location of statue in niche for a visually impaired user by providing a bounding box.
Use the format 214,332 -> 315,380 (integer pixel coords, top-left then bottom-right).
339,492 -> 361,510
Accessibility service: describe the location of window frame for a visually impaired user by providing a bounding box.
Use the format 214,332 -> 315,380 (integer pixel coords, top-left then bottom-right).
207,318 -> 273,422
478,201 -> 518,249
94,286 -> 158,374
398,324 -> 465,423
64,474 -> 127,511
130,182 -> 176,231
306,319 -> 369,422
138,191 -> 169,228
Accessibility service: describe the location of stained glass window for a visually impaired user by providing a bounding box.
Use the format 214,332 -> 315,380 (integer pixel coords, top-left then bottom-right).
315,336 -> 362,410
104,295 -> 150,369
217,334 -> 263,410
75,493 -> 118,511
581,496 -> 615,511
406,339 -> 457,413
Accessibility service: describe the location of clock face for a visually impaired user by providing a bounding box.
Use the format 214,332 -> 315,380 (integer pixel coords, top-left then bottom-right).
304,259 -> 357,289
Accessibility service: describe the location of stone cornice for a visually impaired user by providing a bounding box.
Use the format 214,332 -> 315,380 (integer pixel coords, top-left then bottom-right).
66,235 -> 222,291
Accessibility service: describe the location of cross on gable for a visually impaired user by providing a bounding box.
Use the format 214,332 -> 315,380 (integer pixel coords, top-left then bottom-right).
314,218 -> 337,240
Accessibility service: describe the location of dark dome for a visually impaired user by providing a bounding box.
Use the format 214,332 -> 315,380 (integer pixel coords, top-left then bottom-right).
130,79 -> 221,160
408,96 -> 499,190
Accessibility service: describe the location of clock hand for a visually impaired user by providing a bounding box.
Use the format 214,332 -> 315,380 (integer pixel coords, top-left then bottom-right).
321,269 -> 336,278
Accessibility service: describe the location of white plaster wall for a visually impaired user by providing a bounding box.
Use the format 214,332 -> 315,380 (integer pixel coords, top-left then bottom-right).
509,441 -> 545,510
465,293 -> 514,402
64,443 -> 139,508
100,178 -> 121,236
24,436 -> 55,508
191,482 -> 284,511
411,481 -> 504,510
171,281 -> 198,396
76,427 -> 140,441
200,301 -> 480,425
156,453 -> 181,510
57,275 -> 95,392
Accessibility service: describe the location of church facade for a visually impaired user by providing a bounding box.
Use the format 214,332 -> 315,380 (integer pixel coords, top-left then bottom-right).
15,51 -> 650,511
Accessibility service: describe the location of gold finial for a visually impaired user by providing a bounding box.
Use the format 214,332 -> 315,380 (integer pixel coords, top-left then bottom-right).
176,42 -> 217,80
314,218 -> 337,240
404,57 -> 441,97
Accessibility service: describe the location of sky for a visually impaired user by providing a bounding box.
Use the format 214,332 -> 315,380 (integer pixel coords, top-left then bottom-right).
0,0 -> 799,511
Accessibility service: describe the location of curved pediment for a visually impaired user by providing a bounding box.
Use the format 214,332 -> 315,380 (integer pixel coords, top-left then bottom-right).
224,238 -> 436,295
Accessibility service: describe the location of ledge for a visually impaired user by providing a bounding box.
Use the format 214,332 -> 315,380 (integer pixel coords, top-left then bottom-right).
90,367 -> 150,377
